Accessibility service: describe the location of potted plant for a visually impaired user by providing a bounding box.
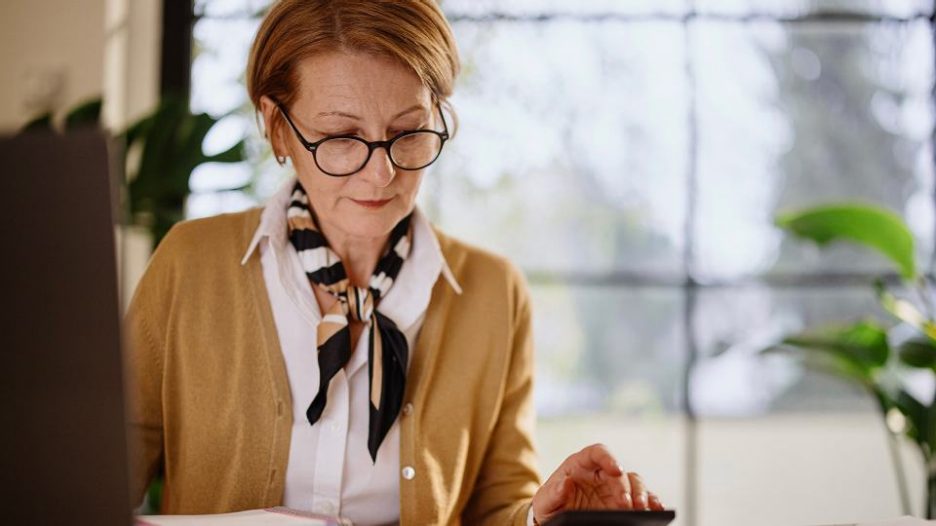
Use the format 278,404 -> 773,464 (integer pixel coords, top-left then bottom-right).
769,203 -> 935,518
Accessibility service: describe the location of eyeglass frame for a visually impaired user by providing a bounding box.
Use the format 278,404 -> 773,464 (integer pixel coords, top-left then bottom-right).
273,99 -> 450,177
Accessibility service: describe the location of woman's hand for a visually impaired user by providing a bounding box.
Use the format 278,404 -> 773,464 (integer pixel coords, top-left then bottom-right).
530,444 -> 664,525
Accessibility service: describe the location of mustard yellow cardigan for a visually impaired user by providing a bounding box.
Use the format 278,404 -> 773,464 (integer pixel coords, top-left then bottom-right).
124,208 -> 540,525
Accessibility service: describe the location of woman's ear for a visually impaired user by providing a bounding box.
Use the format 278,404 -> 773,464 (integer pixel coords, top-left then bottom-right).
258,95 -> 287,160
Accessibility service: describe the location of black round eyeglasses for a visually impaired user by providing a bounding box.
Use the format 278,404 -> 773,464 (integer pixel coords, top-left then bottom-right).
275,101 -> 450,177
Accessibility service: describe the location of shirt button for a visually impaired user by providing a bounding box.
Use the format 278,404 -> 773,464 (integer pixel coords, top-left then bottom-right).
401,466 -> 416,480
402,402 -> 414,416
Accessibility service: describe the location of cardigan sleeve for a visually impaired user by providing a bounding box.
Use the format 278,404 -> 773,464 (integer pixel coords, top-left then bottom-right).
461,267 -> 541,525
123,230 -> 177,507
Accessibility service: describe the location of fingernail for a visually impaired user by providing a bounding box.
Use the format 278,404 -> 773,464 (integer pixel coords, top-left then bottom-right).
637,492 -> 648,510
623,492 -> 633,509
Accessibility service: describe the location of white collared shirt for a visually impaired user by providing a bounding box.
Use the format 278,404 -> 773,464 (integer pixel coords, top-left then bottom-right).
241,177 -> 461,525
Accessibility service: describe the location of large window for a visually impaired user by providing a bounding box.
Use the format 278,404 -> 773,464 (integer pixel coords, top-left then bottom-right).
188,1 -> 936,524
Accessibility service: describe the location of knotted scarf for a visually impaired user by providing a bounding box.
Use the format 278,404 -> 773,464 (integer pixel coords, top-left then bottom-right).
286,182 -> 412,462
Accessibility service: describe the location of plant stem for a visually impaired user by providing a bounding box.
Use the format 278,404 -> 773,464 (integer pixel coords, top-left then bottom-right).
927,456 -> 935,519
885,423 -> 912,516
929,381 -> 936,519
873,389 -> 912,516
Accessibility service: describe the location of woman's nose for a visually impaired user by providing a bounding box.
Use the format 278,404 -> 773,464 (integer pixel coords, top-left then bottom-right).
357,147 -> 395,188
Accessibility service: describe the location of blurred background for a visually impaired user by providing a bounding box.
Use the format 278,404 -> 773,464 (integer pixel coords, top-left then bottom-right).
2,1 -> 934,524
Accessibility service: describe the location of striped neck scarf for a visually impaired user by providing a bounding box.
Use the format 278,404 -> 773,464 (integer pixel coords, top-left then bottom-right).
286,182 -> 412,462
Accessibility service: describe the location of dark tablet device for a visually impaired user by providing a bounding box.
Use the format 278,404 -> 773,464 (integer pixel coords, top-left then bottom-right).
546,510 -> 676,526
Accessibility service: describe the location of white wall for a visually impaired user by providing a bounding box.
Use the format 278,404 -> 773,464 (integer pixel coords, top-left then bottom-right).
0,0 -> 108,132
0,0 -> 162,133
0,0 -> 163,302
104,0 -> 163,303
104,0 -> 162,131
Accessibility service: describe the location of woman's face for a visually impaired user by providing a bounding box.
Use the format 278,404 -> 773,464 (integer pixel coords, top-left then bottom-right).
262,51 -> 436,245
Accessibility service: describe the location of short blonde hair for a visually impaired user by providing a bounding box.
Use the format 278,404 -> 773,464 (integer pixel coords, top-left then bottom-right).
247,0 -> 460,142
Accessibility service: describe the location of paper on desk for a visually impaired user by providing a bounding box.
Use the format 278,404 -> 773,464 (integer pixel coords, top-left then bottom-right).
136,507 -> 351,526
822,517 -> 936,526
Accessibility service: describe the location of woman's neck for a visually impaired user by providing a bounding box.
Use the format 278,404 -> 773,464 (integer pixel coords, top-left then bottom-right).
320,225 -> 389,287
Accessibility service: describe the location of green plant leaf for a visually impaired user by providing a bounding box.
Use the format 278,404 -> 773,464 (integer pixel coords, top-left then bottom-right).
64,98 -> 102,129
124,94 -> 246,248
875,280 -> 936,340
122,113 -> 155,148
787,320 -> 891,367
778,320 -> 891,384
21,112 -> 53,132
893,389 -> 936,457
205,139 -> 246,163
805,350 -> 877,386
898,338 -> 936,371
894,389 -> 929,450
775,204 -> 917,280
143,473 -> 164,514
929,400 -> 936,457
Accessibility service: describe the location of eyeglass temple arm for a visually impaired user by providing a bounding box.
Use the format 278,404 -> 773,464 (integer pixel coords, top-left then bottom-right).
436,102 -> 450,139
274,102 -> 316,150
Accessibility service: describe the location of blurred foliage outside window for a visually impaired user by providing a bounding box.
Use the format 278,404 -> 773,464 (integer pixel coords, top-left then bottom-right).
189,0 -> 935,420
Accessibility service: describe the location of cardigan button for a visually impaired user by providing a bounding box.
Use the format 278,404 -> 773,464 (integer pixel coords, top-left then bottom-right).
402,402 -> 414,416
401,466 -> 416,480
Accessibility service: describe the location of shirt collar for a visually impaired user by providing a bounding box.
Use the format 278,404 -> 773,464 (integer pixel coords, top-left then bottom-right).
240,178 -> 293,266
240,176 -> 462,295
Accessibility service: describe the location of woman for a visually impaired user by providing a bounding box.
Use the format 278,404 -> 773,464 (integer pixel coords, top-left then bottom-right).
125,1 -> 665,524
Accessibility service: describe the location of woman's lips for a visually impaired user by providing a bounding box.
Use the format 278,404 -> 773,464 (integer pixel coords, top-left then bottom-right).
350,197 -> 393,209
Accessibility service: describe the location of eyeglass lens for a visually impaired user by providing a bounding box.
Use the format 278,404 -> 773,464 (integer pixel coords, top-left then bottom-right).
315,131 -> 444,175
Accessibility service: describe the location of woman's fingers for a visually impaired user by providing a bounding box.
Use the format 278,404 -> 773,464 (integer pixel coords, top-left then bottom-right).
564,445 -> 652,510
574,443 -> 623,477
628,471 -> 648,510
536,474 -> 572,518
536,444 -> 665,516
584,445 -> 633,509
619,468 -> 633,509
563,444 -> 626,489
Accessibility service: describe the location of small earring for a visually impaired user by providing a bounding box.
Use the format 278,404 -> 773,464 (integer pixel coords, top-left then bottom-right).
276,155 -> 287,166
